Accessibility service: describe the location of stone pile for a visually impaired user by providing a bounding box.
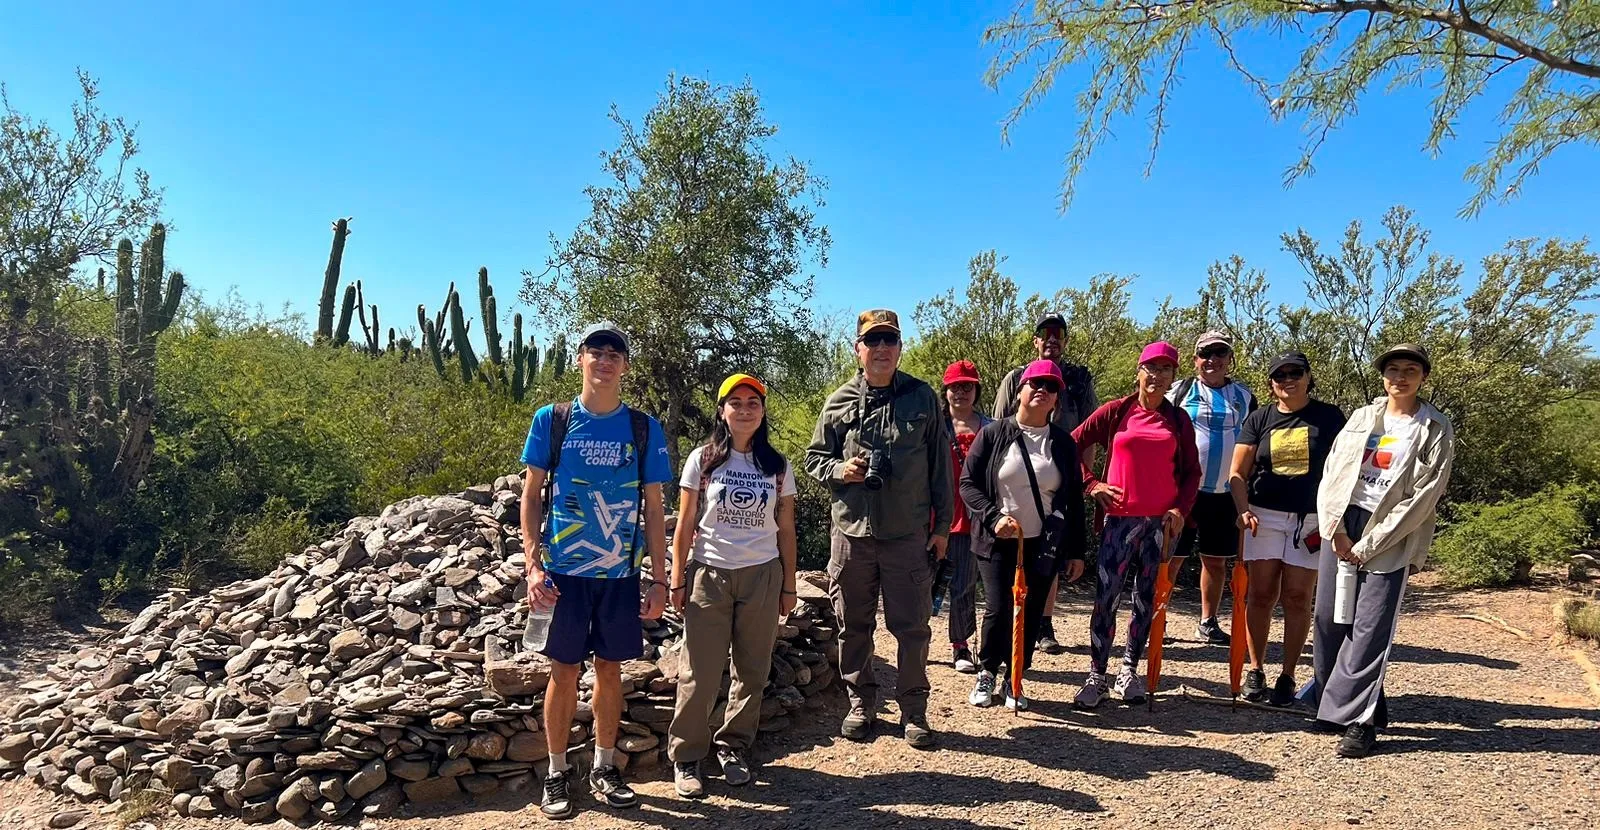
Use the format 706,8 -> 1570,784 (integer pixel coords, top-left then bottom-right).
0,474 -> 839,821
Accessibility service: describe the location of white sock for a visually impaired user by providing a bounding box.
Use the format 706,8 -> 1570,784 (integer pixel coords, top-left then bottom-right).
547,751 -> 569,776
595,746 -> 616,769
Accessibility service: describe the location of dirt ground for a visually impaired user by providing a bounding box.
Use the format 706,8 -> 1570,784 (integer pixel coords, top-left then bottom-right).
3,573 -> 1597,830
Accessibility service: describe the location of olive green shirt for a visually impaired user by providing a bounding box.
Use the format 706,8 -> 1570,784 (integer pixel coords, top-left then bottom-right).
805,370 -> 953,540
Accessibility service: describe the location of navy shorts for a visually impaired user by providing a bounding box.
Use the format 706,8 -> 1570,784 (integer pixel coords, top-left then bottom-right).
540,571 -> 644,666
1179,490 -> 1241,558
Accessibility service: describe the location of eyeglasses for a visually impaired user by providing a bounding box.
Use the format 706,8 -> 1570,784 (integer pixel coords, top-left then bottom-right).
1197,347 -> 1232,359
860,332 -> 900,348
1270,368 -> 1306,382
1024,378 -> 1060,393
1139,363 -> 1177,377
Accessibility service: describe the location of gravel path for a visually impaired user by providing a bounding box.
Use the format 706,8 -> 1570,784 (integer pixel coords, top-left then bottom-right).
4,574 -> 1596,830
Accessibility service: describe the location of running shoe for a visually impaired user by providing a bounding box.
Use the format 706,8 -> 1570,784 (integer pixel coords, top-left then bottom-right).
968,671 -> 997,707
1196,617 -> 1231,646
952,646 -> 978,674
540,769 -> 573,819
1113,665 -> 1146,704
587,764 -> 637,809
1073,672 -> 1109,709
1242,668 -> 1268,702
673,761 -> 704,799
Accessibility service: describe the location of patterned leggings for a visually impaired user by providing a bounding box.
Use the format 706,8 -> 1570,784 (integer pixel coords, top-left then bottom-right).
1089,516 -> 1165,675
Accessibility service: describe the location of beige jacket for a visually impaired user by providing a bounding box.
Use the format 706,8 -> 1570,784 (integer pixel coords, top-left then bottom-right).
1316,398 -> 1455,574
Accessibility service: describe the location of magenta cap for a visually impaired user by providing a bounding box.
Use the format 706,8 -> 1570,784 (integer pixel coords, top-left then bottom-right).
1020,359 -> 1063,384
1138,341 -> 1180,366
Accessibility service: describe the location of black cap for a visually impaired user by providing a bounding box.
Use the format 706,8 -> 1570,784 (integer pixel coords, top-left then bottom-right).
1267,351 -> 1311,376
1375,343 -> 1430,374
1035,312 -> 1066,333
579,321 -> 629,354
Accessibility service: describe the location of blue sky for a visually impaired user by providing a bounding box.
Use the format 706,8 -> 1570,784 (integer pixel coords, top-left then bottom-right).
4,1 -> 1596,347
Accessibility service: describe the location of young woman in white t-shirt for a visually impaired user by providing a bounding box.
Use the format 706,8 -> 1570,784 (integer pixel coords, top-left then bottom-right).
666,374 -> 796,799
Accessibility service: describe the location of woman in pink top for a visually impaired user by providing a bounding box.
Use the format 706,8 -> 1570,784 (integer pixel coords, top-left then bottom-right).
1069,342 -> 1201,708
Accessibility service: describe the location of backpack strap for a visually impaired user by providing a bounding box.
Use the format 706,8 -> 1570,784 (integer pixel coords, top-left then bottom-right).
1172,376 -> 1196,407
540,402 -> 574,535
628,408 -> 651,570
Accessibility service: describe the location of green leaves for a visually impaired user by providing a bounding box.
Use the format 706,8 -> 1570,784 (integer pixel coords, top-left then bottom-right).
985,1 -> 1600,215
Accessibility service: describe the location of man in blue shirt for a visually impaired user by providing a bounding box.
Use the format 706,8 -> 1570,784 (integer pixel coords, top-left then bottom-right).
518,321 -> 672,820
1166,331 -> 1256,645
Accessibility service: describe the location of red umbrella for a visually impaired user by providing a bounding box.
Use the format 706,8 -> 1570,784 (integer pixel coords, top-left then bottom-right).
1010,554 -> 1027,710
1228,539 -> 1250,700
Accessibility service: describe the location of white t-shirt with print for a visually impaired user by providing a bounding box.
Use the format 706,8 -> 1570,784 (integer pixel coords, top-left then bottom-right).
680,447 -> 796,569
996,423 -> 1060,538
1351,411 -> 1420,512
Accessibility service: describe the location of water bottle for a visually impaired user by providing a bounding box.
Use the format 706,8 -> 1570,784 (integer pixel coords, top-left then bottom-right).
929,558 -> 954,615
522,578 -> 556,650
1333,562 -> 1358,625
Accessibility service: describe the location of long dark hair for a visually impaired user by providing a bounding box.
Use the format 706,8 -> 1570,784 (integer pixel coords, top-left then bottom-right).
698,400 -> 787,478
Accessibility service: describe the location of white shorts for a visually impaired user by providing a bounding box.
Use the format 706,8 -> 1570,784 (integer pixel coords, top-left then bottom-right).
1242,506 -> 1320,570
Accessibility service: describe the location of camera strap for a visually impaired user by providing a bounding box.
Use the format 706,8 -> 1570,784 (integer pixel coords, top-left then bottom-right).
854,377 -> 897,450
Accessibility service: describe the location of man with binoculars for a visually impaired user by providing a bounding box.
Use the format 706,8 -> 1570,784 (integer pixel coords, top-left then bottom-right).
806,308 -> 953,748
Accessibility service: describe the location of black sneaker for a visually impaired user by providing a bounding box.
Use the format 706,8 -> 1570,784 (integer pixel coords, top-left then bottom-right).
540,769 -> 574,819
1035,618 -> 1063,655
1242,668 -> 1268,702
1269,674 -> 1296,707
840,703 -> 875,740
717,748 -> 752,787
1337,723 -> 1377,758
1196,617 -> 1231,646
587,764 -> 637,809
952,646 -> 978,674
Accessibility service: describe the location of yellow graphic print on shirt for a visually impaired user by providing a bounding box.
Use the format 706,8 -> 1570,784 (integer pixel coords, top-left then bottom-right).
1270,426 -> 1311,476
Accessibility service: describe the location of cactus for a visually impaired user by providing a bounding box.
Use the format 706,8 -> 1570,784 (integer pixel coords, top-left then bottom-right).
478,267 -> 504,370
355,280 -> 381,355
526,336 -> 540,378
333,284 -> 356,347
447,287 -> 479,383
417,304 -> 447,378
510,314 -> 527,403
115,224 -> 185,401
316,218 -> 351,343
549,334 -> 568,381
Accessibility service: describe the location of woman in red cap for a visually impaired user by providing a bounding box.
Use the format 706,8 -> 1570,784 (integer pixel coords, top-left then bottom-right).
959,359 -> 1088,709
1070,342 -> 1201,708
667,373 -> 797,797
937,360 -> 990,673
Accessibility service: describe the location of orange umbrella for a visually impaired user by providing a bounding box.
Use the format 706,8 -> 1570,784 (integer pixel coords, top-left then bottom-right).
1010,555 -> 1027,710
1228,537 -> 1250,700
1146,557 -> 1175,706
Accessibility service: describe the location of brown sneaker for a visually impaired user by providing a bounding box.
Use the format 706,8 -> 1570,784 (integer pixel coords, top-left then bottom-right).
840,704 -> 875,740
902,716 -> 934,749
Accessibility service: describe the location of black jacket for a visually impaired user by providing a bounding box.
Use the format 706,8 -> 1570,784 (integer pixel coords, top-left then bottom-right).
958,416 -> 1089,570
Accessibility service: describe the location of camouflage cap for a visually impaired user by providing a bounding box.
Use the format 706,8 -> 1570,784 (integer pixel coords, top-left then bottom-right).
856,308 -> 901,338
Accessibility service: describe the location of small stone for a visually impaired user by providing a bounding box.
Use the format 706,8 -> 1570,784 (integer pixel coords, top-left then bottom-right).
48,811 -> 88,829
189,796 -> 220,818
276,777 -> 318,819
506,732 -> 549,763
360,782 -> 405,818
438,757 -> 474,778
465,732 -> 506,761
402,776 -> 461,804
460,773 -> 499,795
389,758 -> 431,781
485,656 -> 550,697
329,629 -> 374,661
346,758 -> 387,800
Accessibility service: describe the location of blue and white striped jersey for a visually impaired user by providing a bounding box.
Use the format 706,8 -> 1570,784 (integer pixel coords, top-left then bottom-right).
1167,379 -> 1256,494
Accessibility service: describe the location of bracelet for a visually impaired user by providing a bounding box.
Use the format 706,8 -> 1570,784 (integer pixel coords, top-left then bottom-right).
671,584 -> 687,591
780,590 -> 796,596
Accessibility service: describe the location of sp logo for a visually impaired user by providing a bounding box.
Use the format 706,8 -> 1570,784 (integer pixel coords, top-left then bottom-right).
728,488 -> 758,510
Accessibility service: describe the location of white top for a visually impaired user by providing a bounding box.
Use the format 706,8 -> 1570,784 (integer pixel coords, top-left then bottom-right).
679,447 -> 795,569
1350,411 -> 1420,511
996,422 -> 1059,538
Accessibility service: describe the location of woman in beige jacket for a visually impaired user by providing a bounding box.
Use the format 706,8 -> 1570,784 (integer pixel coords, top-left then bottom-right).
1313,344 -> 1455,758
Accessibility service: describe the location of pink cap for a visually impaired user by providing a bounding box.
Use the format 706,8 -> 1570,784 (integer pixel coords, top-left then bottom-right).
1019,359 -> 1063,385
1138,341 -> 1180,366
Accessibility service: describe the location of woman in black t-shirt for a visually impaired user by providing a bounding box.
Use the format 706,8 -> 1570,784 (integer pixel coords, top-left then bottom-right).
1228,351 -> 1347,706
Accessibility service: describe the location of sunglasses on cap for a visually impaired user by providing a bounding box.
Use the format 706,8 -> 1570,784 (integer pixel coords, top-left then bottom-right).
1270,367 -> 1306,382
1024,377 -> 1060,393
860,332 -> 900,348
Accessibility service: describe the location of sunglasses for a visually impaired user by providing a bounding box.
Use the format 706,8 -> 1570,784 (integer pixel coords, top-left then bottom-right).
860,332 -> 900,348
1024,378 -> 1061,393
1197,347 -> 1232,359
1270,367 -> 1306,382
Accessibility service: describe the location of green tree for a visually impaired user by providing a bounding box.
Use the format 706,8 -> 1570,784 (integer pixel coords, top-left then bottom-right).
904,250 -> 1037,403
1,71 -> 162,317
524,75 -> 832,473
984,2 -> 1600,215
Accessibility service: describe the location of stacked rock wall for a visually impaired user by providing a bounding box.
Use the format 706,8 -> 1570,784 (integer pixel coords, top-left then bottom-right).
0,476 -> 839,820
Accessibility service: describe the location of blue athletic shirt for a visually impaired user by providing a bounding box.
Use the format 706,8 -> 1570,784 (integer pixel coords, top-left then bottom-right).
520,399 -> 673,578
1166,379 -> 1256,494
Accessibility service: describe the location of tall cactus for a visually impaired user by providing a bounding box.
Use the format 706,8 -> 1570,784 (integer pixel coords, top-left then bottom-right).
115,224 -> 185,402
333,284 -> 357,347
417,304 -> 447,378
478,267 -> 503,370
510,314 -> 527,403
549,334 -> 568,381
447,287 -> 479,383
316,218 -> 351,343
355,280 -> 381,355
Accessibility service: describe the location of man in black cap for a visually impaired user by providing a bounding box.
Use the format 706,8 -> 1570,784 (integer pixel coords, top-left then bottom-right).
992,312 -> 1097,654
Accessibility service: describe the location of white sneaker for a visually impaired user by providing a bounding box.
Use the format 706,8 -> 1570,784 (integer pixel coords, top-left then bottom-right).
1004,690 -> 1030,711
952,647 -> 978,674
968,671 -> 996,707
1114,665 -> 1146,703
1073,672 -> 1109,709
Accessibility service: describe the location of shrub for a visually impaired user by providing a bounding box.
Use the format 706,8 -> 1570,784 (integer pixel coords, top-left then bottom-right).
223,497 -> 322,576
1431,485 -> 1595,588
1555,598 -> 1600,643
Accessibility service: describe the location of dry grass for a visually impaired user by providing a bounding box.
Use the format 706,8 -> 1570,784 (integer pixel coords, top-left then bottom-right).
1554,597 -> 1600,642
115,787 -> 166,827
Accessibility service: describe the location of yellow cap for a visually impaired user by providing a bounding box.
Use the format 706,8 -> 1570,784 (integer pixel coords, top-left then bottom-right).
717,373 -> 768,401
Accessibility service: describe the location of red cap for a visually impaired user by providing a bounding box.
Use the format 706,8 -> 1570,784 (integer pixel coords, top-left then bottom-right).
1019,359 -> 1063,385
942,360 -> 980,386
1138,341 -> 1180,366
